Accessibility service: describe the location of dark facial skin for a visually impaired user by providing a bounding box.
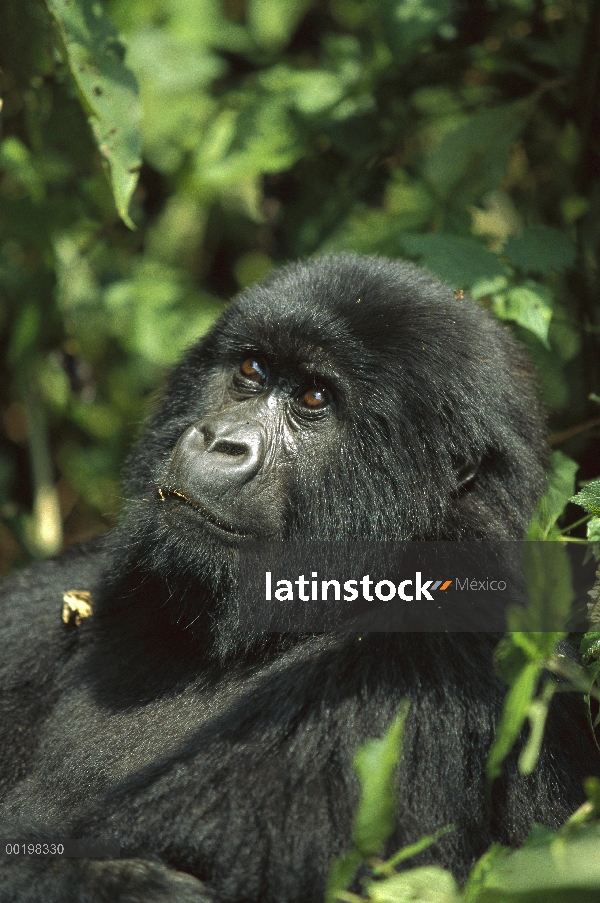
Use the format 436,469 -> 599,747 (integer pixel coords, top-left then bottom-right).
159,354 -> 339,541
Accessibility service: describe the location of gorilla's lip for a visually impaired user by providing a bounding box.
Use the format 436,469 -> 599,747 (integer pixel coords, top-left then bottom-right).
158,487 -> 252,538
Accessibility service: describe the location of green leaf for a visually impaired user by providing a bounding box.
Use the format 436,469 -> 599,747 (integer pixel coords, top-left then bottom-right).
325,849 -> 363,903
509,542 -> 573,633
353,700 -> 409,856
7,304 -> 42,367
248,0 -> 313,50
510,631 -> 565,664
583,777 -> 600,814
571,480 -> 600,518
470,275 -> 509,299
475,822 -> 600,901
322,207 -> 433,256
0,137 -> 46,202
504,226 -> 577,275
493,282 -> 553,349
423,101 -> 530,200
494,632 -> 563,687
194,98 -> 301,191
365,865 -> 460,902
588,517 -> 600,546
517,680 -> 556,775
486,660 -> 542,783
259,66 -> 348,114
399,233 -> 506,288
381,0 -> 457,63
528,451 -> 579,540
462,844 -> 510,903
126,30 -> 223,175
382,825 -> 454,872
44,0 -> 141,228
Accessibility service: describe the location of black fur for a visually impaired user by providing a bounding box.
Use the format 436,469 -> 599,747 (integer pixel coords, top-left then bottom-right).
0,255 -> 597,903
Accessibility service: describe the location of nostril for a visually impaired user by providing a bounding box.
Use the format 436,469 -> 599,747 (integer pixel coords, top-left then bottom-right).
200,425 -> 215,445
213,440 -> 248,457
195,418 -> 263,465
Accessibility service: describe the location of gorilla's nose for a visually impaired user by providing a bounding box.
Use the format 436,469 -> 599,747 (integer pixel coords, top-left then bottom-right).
167,415 -> 266,501
197,416 -> 265,478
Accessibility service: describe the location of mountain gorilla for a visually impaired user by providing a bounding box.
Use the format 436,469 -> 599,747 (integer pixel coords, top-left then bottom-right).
0,254 -> 597,902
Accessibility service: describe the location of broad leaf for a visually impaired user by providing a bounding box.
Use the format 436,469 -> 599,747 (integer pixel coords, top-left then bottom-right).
353,700 -> 409,856
44,0 -> 141,227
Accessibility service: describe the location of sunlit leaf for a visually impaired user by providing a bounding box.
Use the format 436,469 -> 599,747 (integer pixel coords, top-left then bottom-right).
248,0 -> 313,50
493,282 -> 553,349
528,451 -> 579,540
571,480 -> 600,518
366,865 -> 460,902
486,660 -> 541,783
476,822 -> 600,901
44,0 -> 142,227
353,700 -> 409,856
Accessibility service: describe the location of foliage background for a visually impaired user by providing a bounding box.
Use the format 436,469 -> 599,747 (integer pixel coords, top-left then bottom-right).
0,0 -> 599,571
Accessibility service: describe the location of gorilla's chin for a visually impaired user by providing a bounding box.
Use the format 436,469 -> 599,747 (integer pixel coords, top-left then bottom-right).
160,489 -> 256,540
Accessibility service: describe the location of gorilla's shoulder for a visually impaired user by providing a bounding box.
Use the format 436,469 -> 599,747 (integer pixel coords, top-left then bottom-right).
0,538 -> 109,670
0,537 -> 108,607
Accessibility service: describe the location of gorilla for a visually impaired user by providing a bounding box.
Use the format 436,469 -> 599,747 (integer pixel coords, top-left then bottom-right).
0,254 -> 597,903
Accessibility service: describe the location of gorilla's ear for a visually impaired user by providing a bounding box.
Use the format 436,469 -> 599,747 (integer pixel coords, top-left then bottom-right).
455,455 -> 482,490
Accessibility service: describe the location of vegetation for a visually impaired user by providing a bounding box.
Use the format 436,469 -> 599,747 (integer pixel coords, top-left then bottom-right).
328,688 -> 600,903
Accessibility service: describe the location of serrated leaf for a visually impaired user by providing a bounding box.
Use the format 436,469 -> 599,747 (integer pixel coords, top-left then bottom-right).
528,451 -> 579,539
352,700 -> 409,856
571,480 -> 600,518
509,542 -> 572,633
44,0 -> 141,228
504,225 -> 577,275
399,232 -> 506,288
493,282 -> 553,348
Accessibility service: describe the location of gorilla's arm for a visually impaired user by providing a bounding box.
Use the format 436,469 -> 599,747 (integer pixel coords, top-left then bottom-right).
0,543 -> 109,798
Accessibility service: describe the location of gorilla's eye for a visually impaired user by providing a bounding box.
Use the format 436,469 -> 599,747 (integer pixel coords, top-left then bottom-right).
300,387 -> 329,409
240,357 -> 267,384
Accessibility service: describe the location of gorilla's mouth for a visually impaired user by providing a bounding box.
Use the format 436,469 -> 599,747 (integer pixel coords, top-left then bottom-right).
158,487 -> 251,538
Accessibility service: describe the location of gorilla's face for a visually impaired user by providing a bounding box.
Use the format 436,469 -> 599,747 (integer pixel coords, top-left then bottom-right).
159,348 -> 340,542
120,254 -> 546,604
